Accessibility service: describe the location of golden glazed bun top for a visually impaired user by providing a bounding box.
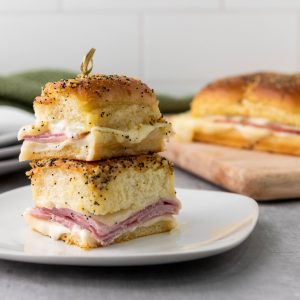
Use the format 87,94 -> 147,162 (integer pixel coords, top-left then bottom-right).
37,74 -> 156,107
192,72 -> 300,127
30,74 -> 166,132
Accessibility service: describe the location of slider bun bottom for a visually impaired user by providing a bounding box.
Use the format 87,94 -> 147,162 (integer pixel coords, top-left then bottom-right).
194,129 -> 300,156
61,220 -> 174,249
26,214 -> 176,249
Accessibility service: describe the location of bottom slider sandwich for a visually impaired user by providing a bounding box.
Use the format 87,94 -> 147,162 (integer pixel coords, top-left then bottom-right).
23,154 -> 181,248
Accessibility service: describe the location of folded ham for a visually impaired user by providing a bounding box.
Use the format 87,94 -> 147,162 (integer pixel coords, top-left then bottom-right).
23,132 -> 67,143
29,198 -> 180,246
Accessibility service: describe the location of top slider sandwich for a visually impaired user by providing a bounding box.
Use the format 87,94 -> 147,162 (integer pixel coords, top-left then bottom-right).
173,72 -> 300,156
18,61 -> 172,162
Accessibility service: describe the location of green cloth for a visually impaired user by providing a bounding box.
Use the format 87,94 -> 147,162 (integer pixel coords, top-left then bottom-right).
0,69 -> 192,113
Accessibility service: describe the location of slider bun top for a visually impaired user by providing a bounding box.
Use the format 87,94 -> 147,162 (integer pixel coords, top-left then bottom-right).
33,74 -> 164,132
192,72 -> 300,127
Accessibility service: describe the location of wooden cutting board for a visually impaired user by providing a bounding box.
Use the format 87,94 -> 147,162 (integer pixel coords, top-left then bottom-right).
163,138 -> 300,200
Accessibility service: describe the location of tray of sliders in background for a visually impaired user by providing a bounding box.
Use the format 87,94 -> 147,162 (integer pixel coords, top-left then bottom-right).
163,73 -> 300,201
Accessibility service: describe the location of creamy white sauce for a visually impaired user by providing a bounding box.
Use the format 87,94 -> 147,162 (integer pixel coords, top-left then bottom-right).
49,121 -> 85,138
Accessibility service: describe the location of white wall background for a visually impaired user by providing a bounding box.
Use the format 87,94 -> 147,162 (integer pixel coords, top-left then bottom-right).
0,0 -> 300,96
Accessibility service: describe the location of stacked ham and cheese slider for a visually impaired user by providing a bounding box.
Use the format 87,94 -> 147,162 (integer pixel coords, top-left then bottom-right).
19,70 -> 180,249
173,72 -> 300,156
18,74 -> 171,161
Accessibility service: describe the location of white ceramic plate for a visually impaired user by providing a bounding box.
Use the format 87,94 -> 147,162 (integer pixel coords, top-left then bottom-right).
0,186 -> 258,266
0,159 -> 28,176
0,106 -> 34,136
0,106 -> 34,174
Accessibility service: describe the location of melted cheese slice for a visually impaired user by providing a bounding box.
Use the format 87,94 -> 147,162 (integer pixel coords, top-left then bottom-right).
92,123 -> 170,144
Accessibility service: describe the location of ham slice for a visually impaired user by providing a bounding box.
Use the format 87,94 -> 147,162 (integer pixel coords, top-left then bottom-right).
29,199 -> 180,246
214,119 -> 300,135
23,132 -> 67,143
